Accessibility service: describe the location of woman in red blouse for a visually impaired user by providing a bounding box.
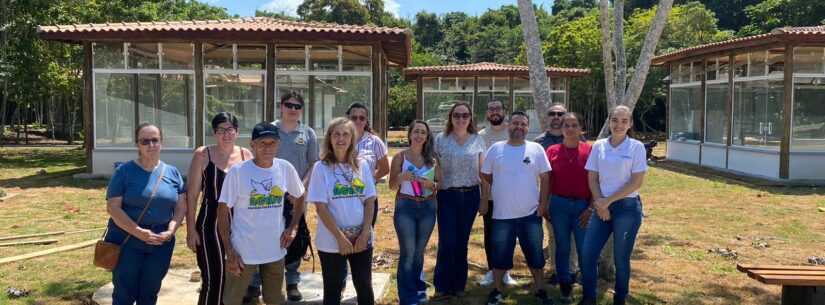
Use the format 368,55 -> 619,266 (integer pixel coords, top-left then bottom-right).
544,112 -> 592,303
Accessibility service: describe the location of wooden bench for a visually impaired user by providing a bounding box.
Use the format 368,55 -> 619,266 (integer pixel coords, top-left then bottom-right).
737,264 -> 825,305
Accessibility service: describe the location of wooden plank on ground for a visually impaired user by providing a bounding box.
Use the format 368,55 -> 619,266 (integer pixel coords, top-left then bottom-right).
0,239 -> 97,265
0,239 -> 58,247
754,270 -> 825,276
0,231 -> 65,241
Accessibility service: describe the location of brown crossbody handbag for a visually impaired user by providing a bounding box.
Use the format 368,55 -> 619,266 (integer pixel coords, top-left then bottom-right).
94,164 -> 166,271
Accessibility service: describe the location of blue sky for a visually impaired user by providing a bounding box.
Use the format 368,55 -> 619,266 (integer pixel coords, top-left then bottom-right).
208,0 -> 556,19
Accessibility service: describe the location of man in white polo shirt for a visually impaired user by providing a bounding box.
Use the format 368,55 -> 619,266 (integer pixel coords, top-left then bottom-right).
481,111 -> 553,305
217,122 -> 306,305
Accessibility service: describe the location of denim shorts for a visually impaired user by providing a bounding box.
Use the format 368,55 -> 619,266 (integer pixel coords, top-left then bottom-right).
489,213 -> 545,270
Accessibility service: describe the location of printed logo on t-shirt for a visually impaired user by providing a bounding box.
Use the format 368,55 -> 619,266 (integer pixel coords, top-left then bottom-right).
249,178 -> 285,209
332,178 -> 365,199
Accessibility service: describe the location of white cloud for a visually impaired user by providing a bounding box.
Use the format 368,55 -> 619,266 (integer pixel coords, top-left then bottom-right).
384,0 -> 400,18
259,0 -> 303,17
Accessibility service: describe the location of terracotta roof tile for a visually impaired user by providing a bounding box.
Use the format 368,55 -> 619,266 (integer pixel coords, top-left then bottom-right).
38,17 -> 412,66
653,25 -> 825,65
404,62 -> 590,79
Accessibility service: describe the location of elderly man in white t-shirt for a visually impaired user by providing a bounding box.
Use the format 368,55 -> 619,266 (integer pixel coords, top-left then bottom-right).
481,111 -> 553,305
217,122 -> 306,305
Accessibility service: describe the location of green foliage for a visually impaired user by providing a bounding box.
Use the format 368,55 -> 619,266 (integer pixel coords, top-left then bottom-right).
297,0 -> 371,25
739,0 -> 825,36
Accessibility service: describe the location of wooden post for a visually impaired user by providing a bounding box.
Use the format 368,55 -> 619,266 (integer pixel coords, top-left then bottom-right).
371,43 -> 383,138
780,44 -> 794,179
265,43 -> 276,122
507,76 -> 515,112
725,53 -> 735,169
699,58 -> 707,165
666,64 -> 671,144
82,42 -> 94,173
194,42 -> 205,147
416,77 -> 423,120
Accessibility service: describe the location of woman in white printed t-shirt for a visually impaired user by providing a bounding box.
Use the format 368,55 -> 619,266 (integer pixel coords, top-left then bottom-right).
579,105 -> 648,305
306,117 -> 378,305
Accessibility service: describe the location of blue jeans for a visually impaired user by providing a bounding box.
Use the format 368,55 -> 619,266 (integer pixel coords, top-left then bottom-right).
394,198 -> 436,305
489,213 -> 545,270
581,197 -> 643,301
112,236 -> 175,305
433,187 -> 479,294
549,195 -> 588,285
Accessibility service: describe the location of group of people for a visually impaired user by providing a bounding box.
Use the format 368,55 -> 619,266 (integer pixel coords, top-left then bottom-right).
102,90 -> 647,305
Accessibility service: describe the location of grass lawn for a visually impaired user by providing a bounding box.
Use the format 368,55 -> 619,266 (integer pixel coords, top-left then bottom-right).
1,145 -> 824,305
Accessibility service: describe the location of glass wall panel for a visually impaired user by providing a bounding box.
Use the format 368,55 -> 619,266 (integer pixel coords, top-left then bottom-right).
237,44 -> 266,70
204,43 -> 233,70
749,51 -> 767,77
128,43 -> 159,69
94,73 -> 192,147
768,48 -> 785,76
692,61 -> 704,82
794,47 -> 825,74
478,77 -> 509,130
161,43 -> 193,69
706,59 -> 717,81
310,46 -> 339,71
310,75 -> 371,134
732,80 -> 784,148
792,77 -> 825,150
94,42 -> 124,69
669,85 -> 702,141
342,46 -> 371,72
718,56 -> 730,80
95,73 -> 135,147
205,74 -> 264,146
422,77 -> 438,91
734,54 -> 748,78
276,46 -> 307,71
705,83 -> 729,143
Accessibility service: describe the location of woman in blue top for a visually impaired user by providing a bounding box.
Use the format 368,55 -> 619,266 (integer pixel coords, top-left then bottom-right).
580,106 -> 648,305
105,123 -> 187,305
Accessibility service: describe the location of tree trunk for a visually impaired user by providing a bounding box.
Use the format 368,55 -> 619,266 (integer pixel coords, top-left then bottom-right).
517,0 -> 553,131
613,0 -> 627,104
598,0 -> 674,139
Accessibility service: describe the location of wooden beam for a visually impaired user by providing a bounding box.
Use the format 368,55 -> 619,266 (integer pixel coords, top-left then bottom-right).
194,42 -> 205,147
780,44 -> 794,179
371,42 -> 383,137
0,239 -> 97,265
0,231 -> 64,241
666,64 -> 671,143
0,239 -> 58,247
82,42 -> 93,172
507,76 -> 515,112
265,43 -> 276,122
415,77 -> 423,120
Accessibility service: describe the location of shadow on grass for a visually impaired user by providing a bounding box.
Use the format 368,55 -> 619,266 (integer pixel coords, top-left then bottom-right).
41,279 -> 102,305
0,167 -> 106,190
649,160 -> 825,196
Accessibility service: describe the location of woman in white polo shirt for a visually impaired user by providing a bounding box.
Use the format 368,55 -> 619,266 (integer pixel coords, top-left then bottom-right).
579,105 -> 648,305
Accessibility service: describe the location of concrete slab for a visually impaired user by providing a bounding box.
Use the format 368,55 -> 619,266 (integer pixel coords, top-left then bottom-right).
93,269 -> 390,305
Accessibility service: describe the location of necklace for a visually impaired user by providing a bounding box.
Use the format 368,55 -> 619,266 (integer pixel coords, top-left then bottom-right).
562,145 -> 578,164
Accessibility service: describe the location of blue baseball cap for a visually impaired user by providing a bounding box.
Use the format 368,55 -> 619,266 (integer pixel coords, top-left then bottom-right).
251,122 -> 280,141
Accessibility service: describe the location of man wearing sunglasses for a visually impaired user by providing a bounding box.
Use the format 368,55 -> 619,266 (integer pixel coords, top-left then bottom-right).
534,103 -> 568,150
245,91 -> 319,304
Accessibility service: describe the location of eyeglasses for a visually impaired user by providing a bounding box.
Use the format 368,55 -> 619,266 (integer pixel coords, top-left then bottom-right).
451,112 -> 471,119
215,127 -> 237,135
547,111 -> 566,117
349,115 -> 367,122
138,138 -> 160,146
283,102 -> 303,110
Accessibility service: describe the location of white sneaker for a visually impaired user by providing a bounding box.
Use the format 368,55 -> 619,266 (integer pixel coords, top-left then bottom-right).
478,271 -> 494,286
503,272 -> 519,286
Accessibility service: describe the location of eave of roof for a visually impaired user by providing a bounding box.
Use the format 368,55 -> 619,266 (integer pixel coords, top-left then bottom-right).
38,17 -> 413,67
652,25 -> 825,65
403,62 -> 590,81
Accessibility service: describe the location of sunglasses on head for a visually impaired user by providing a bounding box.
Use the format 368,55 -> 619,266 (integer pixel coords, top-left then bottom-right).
283,102 -> 303,110
349,115 -> 367,122
451,112 -> 471,119
547,111 -> 566,117
138,138 -> 160,146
